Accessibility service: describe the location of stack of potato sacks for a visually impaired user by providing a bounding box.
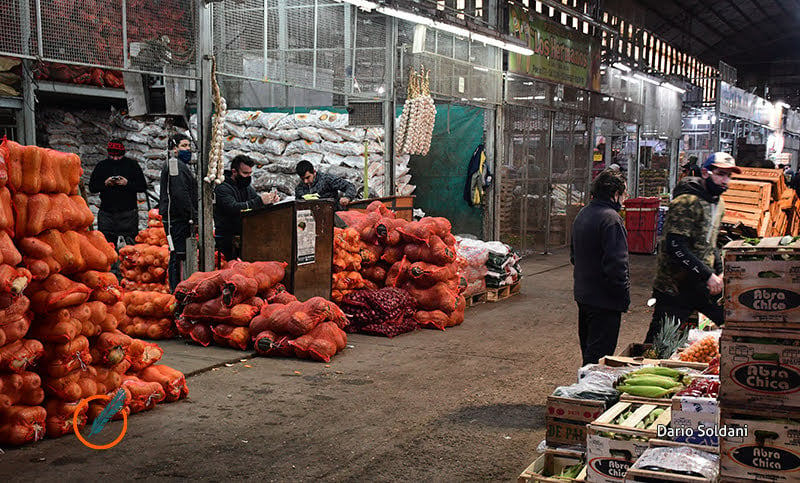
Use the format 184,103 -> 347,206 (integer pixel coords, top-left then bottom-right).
174,260 -> 288,350
0,139 -> 187,446
0,149 -> 41,445
250,295 -> 349,362
338,201 -> 466,330
331,227 -> 375,302
117,209 -> 177,339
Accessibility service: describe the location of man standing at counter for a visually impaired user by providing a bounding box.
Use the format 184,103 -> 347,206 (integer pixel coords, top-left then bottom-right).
295,160 -> 357,211
214,154 -> 279,261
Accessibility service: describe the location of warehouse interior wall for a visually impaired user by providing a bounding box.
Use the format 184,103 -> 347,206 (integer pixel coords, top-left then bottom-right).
407,104 -> 486,238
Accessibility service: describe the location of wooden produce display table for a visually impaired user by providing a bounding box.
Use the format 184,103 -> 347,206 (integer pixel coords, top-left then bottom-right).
240,200 -> 334,301
347,195 -> 414,221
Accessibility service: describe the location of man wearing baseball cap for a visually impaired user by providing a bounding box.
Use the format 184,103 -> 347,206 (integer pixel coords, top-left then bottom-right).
88,139 -> 148,247
645,152 -> 741,342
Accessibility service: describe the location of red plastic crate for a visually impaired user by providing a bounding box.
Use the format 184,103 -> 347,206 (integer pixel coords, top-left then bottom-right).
627,229 -> 658,254
623,197 -> 660,232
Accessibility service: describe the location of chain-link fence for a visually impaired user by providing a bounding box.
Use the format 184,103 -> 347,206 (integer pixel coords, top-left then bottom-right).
213,0 -> 388,104
0,0 -> 197,78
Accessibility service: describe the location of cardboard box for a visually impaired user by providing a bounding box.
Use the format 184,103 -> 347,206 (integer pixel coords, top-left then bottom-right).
586,401 -> 671,482
723,238 -> 800,327
719,328 -> 800,410
518,449 -> 587,483
719,406 -> 800,482
546,396 -> 606,447
669,393 -> 720,446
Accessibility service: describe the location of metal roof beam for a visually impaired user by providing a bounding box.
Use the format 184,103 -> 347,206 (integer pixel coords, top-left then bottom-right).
639,2 -> 714,50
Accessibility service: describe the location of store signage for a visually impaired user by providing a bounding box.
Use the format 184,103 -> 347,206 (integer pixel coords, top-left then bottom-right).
508,6 -> 600,91
719,81 -> 781,129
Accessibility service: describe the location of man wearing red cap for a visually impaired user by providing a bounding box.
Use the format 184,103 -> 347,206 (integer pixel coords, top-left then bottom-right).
645,152 -> 741,342
88,139 -> 148,246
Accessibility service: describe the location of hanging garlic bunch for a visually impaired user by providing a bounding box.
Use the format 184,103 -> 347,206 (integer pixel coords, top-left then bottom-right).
395,66 -> 436,156
205,57 -> 227,185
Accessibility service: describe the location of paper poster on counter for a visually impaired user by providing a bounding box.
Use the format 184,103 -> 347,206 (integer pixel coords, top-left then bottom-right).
296,210 -> 316,265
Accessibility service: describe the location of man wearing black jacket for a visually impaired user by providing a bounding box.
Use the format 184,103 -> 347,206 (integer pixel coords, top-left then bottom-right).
88,139 -> 147,246
645,152 -> 740,342
214,155 -> 279,260
571,169 -> 630,365
159,133 -> 198,292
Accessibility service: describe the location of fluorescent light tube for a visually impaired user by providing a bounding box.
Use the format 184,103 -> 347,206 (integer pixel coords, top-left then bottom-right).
612,62 -> 631,72
633,73 -> 660,86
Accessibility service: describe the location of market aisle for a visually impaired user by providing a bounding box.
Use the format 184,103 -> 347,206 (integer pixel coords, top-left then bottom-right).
0,250 -> 658,481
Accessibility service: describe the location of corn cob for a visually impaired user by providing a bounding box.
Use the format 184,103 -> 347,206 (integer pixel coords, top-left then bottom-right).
629,367 -> 683,378
623,374 -> 684,389
616,384 -> 680,398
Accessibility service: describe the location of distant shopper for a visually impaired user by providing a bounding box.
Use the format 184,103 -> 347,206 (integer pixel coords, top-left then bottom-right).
570,168 -> 630,366
681,155 -> 702,178
159,133 -> 198,293
645,152 -> 741,342
295,160 -> 357,211
88,139 -> 147,247
214,154 -> 279,260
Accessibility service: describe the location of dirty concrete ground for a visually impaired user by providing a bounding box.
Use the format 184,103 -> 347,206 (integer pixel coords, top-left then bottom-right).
0,249 -> 658,482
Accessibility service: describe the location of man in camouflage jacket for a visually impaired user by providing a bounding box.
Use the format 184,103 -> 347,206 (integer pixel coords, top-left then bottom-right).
645,152 -> 741,342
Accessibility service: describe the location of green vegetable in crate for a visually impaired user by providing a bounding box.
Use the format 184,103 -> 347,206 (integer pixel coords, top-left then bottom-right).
643,408 -> 665,426
616,384 -> 681,398
628,366 -> 683,378
621,374 -> 683,389
556,462 -> 584,480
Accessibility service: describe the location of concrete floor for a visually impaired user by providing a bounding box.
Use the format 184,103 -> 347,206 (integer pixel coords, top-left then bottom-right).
0,249 -> 659,482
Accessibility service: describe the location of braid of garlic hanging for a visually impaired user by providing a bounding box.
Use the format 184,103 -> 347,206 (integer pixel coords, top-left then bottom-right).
205,56 -> 227,185
395,65 -> 435,156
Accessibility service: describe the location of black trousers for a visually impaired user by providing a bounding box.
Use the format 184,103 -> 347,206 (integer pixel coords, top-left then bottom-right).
97,209 -> 138,247
167,221 -> 190,293
644,289 -> 724,343
578,303 -> 622,366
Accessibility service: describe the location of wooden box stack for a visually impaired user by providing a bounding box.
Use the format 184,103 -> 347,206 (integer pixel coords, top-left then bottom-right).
719,237 -> 800,482
722,167 -> 798,237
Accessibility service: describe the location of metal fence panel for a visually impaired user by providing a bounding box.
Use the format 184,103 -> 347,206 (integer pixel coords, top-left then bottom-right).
0,0 -> 197,77
213,0 -> 387,100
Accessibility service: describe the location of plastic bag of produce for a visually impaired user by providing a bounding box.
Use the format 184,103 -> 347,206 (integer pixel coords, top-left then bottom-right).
211,324 -> 250,350
0,405 -> 47,445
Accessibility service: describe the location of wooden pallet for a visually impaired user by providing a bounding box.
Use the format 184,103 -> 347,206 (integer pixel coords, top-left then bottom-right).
464,291 -> 487,308
486,281 -> 521,302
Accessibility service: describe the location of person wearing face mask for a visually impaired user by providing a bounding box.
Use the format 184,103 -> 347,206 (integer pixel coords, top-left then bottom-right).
570,169 -> 630,365
645,152 -> 741,343
88,139 -> 148,247
213,154 -> 279,261
159,133 -> 198,292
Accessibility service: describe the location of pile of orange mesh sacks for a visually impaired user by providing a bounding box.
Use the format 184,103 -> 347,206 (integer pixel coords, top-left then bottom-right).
0,139 -> 187,446
337,201 -> 467,331
117,209 -> 177,339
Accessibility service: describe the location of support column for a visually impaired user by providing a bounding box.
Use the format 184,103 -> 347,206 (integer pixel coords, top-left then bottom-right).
19,0 -> 36,144
384,17 -> 398,197
197,1 -> 214,272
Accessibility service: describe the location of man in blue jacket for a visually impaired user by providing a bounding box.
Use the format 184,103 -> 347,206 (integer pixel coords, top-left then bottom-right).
571,169 -> 630,365
214,154 -> 279,261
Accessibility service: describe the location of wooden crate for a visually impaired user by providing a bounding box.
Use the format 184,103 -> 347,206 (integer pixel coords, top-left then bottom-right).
518,449 -> 587,483
586,402 -> 671,483
723,237 -> 800,326
719,327 -> 800,410
719,406 -> 800,482
616,343 -> 653,358
733,167 -> 786,201
546,396 -> 606,447
624,440 -> 719,482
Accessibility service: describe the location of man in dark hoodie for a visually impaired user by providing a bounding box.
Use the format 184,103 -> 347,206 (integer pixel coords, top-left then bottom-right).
159,133 -> 198,292
214,154 -> 279,260
88,139 -> 147,246
645,152 -> 741,342
571,168 -> 630,365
